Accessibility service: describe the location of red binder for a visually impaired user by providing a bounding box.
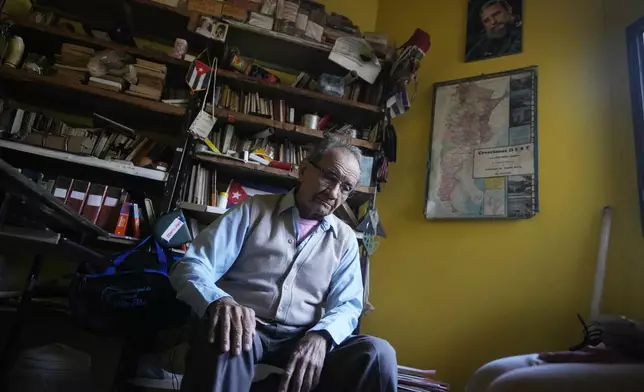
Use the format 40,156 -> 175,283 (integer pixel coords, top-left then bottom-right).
81,184 -> 108,224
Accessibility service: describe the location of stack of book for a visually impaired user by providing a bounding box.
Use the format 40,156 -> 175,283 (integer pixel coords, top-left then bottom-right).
89,74 -> 128,93
53,43 -> 93,83
397,366 -> 450,392
127,59 -> 167,101
215,85 -> 296,124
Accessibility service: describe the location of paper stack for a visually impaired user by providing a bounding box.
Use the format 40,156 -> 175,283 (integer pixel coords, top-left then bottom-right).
88,74 -> 127,92
53,43 -> 93,83
127,59 -> 167,101
398,365 -> 450,392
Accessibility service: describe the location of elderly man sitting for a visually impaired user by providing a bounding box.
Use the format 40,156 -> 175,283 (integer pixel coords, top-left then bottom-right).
170,139 -> 397,392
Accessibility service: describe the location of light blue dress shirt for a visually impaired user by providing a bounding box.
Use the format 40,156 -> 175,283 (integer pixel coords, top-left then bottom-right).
170,191 -> 364,345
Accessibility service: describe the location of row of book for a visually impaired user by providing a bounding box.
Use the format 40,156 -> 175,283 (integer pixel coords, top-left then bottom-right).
214,85 -> 297,124
397,365 -> 450,392
33,173 -> 155,239
207,124 -> 312,167
180,164 -> 287,208
52,43 -> 167,101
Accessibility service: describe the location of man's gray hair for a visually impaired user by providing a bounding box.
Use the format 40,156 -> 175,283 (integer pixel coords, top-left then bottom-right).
308,138 -> 362,169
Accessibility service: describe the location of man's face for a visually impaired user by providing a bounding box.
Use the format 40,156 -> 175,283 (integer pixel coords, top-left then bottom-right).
296,148 -> 361,220
481,3 -> 513,39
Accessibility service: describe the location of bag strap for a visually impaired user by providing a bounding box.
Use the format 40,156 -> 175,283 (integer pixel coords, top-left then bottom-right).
112,236 -> 152,267
154,240 -> 168,272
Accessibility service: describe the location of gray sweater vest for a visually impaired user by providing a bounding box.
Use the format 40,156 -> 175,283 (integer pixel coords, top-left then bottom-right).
217,194 -> 356,327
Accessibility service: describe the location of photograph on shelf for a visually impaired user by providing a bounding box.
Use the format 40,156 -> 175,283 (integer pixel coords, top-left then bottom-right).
465,0 -> 523,62
196,15 -> 215,38
425,67 -> 538,220
212,22 -> 229,42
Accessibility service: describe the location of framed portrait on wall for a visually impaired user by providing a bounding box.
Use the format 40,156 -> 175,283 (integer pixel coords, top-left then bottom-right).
465,0 -> 523,62
424,67 -> 539,220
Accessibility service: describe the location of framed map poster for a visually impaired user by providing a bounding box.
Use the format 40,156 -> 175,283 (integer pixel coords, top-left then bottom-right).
424,67 -> 538,220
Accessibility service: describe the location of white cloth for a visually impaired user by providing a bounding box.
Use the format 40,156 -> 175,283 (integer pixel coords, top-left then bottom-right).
467,354 -> 644,392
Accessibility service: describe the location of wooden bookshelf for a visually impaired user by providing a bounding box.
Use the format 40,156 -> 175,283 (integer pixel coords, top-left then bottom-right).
216,69 -> 381,113
194,152 -> 376,205
8,16 -> 381,117
209,107 -> 379,150
0,139 -> 169,181
196,152 -> 300,180
0,67 -> 185,117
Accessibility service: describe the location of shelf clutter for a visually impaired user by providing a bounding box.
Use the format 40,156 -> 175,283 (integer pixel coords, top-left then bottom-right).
0,108 -> 173,180
48,42 -> 169,101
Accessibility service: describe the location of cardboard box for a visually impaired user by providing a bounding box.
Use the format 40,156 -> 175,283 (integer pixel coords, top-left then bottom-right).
188,0 -> 224,16
222,3 -> 249,21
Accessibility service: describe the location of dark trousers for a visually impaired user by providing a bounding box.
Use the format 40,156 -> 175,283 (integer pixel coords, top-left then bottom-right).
180,318 -> 397,392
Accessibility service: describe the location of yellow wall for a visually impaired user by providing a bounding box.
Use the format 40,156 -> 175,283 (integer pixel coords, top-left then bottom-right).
364,0 -> 618,389
602,1 -> 644,321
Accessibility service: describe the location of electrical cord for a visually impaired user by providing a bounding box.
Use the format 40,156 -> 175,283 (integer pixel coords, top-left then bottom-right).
569,314 -> 603,351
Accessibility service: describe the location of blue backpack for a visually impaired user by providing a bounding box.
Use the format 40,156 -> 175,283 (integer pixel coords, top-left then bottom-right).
69,236 -> 189,335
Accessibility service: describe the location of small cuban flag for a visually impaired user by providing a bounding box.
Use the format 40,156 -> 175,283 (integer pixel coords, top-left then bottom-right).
185,59 -> 212,92
227,180 -> 289,208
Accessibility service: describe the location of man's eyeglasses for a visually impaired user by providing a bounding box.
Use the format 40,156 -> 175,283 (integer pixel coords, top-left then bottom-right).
308,160 -> 355,198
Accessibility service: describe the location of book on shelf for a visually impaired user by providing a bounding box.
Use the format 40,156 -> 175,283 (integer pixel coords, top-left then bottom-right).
96,187 -> 125,229
214,85 -> 296,124
61,43 -> 95,58
65,179 -> 91,213
126,58 -> 167,101
82,183 -> 109,224
89,76 -> 125,92
52,43 -> 93,83
397,365 -> 450,392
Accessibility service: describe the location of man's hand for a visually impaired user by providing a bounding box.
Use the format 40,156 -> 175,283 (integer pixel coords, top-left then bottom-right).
206,297 -> 256,355
278,332 -> 329,392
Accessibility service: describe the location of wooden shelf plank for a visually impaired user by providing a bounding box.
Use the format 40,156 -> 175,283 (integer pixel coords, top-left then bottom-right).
196,152 -> 300,179
0,67 -> 186,117
209,107 -> 380,151
0,139 -> 169,181
194,152 -> 374,197
6,16 -> 186,68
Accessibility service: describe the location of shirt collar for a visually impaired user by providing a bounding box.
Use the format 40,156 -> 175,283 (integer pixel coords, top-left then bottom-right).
279,190 -> 338,238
